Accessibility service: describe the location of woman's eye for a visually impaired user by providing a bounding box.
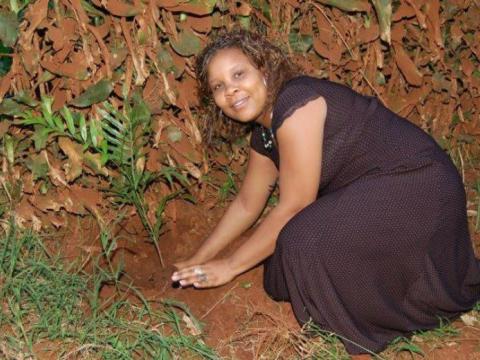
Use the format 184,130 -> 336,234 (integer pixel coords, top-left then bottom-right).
234,71 -> 243,78
212,84 -> 222,92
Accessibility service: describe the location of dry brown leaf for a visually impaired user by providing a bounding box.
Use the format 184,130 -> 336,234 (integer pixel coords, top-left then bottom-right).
185,15 -> 213,34
46,26 -> 66,51
313,36 -> 342,65
48,213 -> 67,228
143,76 -> 164,114
183,161 -> 202,179
425,0 -> 443,48
391,23 -> 406,42
161,1 -> 215,16
357,22 -> 379,43
58,137 -> 83,182
41,150 -> 68,187
40,58 -> 89,80
182,313 -> 202,336
405,0 -> 426,29
18,0 -> 49,50
146,147 -> 165,172
0,66 -> 15,102
103,0 -> 144,17
15,197 -> 42,230
0,120 -> 10,138
392,42 -> 423,87
392,2 -> 415,22
22,172 -> 35,194
30,192 -> 68,213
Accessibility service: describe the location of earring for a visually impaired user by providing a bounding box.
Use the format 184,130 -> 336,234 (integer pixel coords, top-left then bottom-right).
263,78 -> 267,86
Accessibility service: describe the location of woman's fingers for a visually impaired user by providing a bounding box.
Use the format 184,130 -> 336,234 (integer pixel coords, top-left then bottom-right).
171,260 -> 234,289
172,265 -> 210,287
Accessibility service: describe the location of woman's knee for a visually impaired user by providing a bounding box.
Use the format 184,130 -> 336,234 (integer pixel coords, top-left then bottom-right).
277,212 -> 313,252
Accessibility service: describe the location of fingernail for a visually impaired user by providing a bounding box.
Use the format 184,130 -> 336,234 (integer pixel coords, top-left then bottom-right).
171,275 -> 178,281
179,280 -> 186,286
193,283 -> 200,287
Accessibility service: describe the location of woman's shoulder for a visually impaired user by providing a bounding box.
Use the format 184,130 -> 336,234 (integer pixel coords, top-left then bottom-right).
278,75 -> 362,99
278,75 -> 323,93
272,76 -> 326,132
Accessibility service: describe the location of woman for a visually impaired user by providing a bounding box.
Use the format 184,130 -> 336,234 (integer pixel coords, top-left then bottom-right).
171,29 -> 480,355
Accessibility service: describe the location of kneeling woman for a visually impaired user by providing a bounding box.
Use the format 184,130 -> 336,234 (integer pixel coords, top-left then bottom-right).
171,30 -> 480,355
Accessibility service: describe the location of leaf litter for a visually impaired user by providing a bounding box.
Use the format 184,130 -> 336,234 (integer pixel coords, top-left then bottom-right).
0,0 -> 479,358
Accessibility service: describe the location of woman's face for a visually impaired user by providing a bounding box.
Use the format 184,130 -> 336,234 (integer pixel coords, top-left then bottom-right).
207,47 -> 267,123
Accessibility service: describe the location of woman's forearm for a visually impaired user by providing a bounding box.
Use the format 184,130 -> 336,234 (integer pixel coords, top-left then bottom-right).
192,195 -> 267,262
227,204 -> 299,276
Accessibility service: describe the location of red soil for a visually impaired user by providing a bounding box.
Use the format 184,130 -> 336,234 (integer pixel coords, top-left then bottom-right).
107,199 -> 480,359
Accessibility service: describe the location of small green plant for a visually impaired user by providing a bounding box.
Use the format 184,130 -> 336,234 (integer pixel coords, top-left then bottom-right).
7,0 -> 31,14
389,336 -> 424,357
414,317 -> 460,341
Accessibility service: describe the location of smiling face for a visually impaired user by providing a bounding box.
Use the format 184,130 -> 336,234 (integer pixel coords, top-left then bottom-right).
207,47 -> 268,124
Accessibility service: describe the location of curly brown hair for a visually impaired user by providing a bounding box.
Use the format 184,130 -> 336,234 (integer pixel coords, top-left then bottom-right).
195,29 -> 301,146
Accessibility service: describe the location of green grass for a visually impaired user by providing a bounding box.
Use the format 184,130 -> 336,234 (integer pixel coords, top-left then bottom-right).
298,316 -> 476,359
388,336 -> 424,357
473,301 -> 480,312
302,322 -> 383,359
0,222 -> 218,359
413,318 -> 461,341
218,166 -> 238,204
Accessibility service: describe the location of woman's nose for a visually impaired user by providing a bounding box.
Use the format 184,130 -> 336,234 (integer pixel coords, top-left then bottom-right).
225,82 -> 238,96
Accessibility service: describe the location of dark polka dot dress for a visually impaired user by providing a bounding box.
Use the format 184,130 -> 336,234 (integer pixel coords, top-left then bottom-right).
251,76 -> 480,355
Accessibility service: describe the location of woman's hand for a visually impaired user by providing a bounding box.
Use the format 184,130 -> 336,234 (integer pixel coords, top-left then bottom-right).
171,259 -> 236,288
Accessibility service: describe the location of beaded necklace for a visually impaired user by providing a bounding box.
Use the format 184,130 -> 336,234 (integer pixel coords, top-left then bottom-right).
261,126 -> 275,151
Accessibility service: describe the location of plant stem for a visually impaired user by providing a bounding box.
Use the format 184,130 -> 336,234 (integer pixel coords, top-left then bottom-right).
131,190 -> 164,267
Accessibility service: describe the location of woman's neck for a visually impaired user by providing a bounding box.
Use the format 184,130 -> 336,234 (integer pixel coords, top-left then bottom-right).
256,108 -> 273,129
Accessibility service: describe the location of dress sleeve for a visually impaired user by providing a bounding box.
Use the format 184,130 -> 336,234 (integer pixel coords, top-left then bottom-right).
271,76 -> 323,135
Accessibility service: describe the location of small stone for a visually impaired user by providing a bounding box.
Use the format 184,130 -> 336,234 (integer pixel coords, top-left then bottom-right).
460,313 -> 478,326
412,335 -> 424,343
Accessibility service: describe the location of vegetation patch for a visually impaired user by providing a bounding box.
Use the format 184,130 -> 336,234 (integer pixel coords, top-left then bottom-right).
0,223 -> 216,359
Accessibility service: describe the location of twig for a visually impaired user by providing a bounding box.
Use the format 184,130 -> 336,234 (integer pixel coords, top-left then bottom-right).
200,283 -> 239,319
61,343 -> 114,359
312,3 -> 386,104
458,147 -> 465,184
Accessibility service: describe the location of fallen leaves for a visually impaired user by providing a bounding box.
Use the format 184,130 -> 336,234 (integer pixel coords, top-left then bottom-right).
0,0 -> 478,235
392,42 -> 423,87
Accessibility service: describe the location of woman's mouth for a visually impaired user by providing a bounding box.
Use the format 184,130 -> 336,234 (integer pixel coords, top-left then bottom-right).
231,97 -> 248,110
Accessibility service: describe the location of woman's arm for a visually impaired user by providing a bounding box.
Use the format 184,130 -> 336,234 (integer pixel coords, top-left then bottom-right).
174,148 -> 279,269
227,96 -> 327,276
173,97 -> 327,287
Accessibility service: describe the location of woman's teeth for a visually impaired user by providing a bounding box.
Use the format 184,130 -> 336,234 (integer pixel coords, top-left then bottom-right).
232,97 -> 248,109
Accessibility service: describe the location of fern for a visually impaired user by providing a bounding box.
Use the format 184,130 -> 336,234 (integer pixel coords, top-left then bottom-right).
16,96 -> 190,267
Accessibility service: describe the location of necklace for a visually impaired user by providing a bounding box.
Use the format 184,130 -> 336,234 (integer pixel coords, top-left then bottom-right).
261,126 -> 275,151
